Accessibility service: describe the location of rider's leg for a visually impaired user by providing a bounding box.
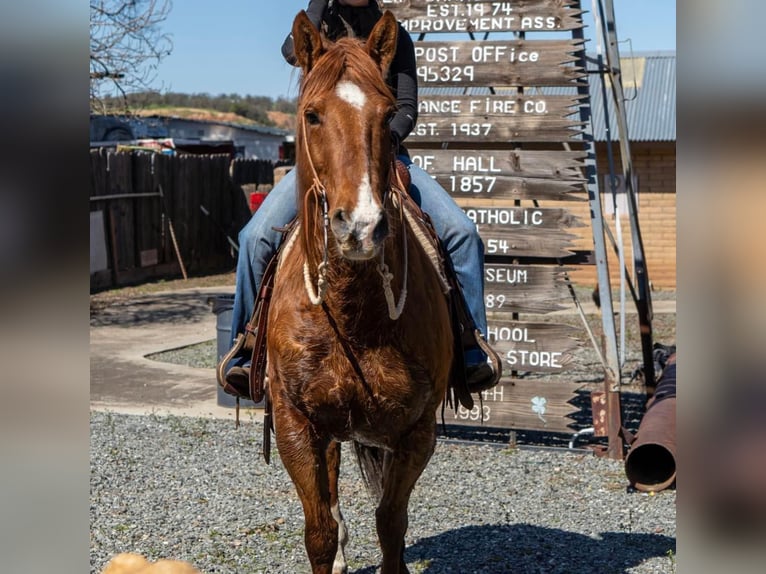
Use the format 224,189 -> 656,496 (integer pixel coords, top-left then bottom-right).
227,168 -> 298,377
401,156 -> 496,387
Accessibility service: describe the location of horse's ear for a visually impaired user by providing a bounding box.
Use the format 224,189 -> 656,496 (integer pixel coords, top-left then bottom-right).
366,11 -> 398,77
292,10 -> 324,73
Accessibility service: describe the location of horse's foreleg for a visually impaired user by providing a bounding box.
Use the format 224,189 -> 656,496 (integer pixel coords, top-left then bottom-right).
377,415 -> 438,574
273,404 -> 338,574
326,440 -> 348,574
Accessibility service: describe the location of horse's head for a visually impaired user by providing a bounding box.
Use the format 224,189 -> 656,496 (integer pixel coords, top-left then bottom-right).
292,9 -> 399,262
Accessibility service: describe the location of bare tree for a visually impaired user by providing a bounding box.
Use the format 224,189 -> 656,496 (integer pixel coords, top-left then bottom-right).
90,0 -> 173,113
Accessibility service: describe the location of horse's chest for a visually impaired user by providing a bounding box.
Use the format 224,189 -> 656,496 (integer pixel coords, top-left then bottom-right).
281,347 -> 431,443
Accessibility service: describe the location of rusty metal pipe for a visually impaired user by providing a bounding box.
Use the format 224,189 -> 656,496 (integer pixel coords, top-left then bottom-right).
625,359 -> 676,492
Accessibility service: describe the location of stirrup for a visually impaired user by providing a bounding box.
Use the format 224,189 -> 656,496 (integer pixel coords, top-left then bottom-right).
216,333 -> 253,400
465,330 -> 503,394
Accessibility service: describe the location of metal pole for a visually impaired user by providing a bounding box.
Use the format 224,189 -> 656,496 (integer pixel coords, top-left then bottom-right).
573,9 -> 623,459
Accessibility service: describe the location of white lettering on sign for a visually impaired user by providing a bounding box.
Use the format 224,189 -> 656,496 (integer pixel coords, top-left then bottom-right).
414,45 -> 460,63
453,403 -> 491,422
452,155 -> 501,172
404,17 -> 517,33
472,45 -> 507,63
464,208 -> 544,225
418,98 -> 548,116
412,122 -> 439,137
418,99 -> 461,114
520,16 -> 559,30
488,326 -> 537,343
482,385 -> 504,402
505,350 -> 564,368
417,64 -> 475,83
450,123 -> 492,137
508,48 -> 539,63
410,154 -> 435,171
485,267 -> 528,284
469,98 -> 517,114
416,44 -> 540,65
485,293 -> 506,309
448,175 -> 497,194
524,99 -> 548,113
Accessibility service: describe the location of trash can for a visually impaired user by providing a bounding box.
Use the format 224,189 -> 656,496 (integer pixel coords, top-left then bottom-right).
210,295 -> 260,408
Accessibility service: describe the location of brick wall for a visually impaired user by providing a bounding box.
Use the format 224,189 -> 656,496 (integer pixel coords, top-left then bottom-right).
565,141 -> 676,290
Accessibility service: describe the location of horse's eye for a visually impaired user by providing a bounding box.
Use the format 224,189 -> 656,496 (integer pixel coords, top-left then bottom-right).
305,111 -> 321,125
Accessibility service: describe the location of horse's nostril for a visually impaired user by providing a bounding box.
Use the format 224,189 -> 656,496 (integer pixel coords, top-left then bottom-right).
332,208 -> 348,226
373,214 -> 389,242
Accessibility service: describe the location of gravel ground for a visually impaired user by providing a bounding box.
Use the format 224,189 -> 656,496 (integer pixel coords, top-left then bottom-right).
90,411 -> 676,574
94,278 -> 676,572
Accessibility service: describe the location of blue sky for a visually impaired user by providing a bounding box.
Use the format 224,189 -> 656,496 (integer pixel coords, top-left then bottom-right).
155,0 -> 676,100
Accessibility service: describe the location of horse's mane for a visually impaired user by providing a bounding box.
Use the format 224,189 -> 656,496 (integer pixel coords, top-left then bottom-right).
299,37 -> 396,107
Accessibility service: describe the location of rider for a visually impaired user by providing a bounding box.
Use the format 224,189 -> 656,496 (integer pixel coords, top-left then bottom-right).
226,0 -> 497,392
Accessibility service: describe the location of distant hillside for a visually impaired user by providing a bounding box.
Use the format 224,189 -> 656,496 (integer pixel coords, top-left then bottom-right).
101,91 -> 297,130
134,106 -> 261,126
267,110 -> 296,131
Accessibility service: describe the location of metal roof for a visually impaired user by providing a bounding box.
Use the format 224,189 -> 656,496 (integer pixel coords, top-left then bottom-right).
419,51 -> 676,143
587,50 -> 676,142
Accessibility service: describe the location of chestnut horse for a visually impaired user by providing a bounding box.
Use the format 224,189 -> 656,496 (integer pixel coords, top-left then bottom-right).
266,10 -> 453,574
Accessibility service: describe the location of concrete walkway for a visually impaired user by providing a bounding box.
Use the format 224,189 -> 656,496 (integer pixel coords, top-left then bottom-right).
90,285 -> 263,422
90,284 -> 674,421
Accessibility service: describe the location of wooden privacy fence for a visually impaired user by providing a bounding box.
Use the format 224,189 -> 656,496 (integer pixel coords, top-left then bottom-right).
90,149 -> 272,290
230,158 -> 277,187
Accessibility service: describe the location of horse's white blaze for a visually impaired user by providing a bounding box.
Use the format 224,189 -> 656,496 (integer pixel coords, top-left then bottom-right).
336,80 -> 381,248
350,172 -> 380,238
336,80 -> 366,109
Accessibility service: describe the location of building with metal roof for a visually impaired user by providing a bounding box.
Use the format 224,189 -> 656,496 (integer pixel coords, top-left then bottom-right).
587,51 -> 676,143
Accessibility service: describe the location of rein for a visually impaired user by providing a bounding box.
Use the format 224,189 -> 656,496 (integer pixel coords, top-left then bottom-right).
299,116 -> 408,320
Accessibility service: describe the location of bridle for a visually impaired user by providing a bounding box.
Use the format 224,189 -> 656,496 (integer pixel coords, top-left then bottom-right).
299,113 -> 408,320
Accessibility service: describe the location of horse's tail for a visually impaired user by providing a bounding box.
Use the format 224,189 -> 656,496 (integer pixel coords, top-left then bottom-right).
353,441 -> 384,502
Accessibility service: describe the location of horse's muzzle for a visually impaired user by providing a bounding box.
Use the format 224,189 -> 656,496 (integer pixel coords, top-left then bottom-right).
331,207 -> 389,260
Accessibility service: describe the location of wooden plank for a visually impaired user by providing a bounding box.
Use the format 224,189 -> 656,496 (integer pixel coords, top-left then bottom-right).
107,152 -> 136,272
478,227 -> 578,258
485,250 -> 595,266
464,206 -> 583,229
410,116 -> 584,143
409,148 -> 586,180
487,320 -> 581,372
132,153 -> 162,266
153,153 -> 174,266
90,149 -> 109,199
465,206 -> 583,258
441,174 -> 585,201
384,0 -> 583,34
483,264 -> 572,314
413,40 -> 584,87
411,94 -> 584,143
442,379 -> 580,434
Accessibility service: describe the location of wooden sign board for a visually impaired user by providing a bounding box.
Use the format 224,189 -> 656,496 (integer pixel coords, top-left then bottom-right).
484,263 -> 571,314
465,206 -> 582,258
443,174 -> 585,201
413,40 -> 584,87
443,379 -> 580,434
409,149 -> 587,200
383,0 -> 583,34
487,320 -> 581,372
413,93 -> 583,142
410,148 -> 586,179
